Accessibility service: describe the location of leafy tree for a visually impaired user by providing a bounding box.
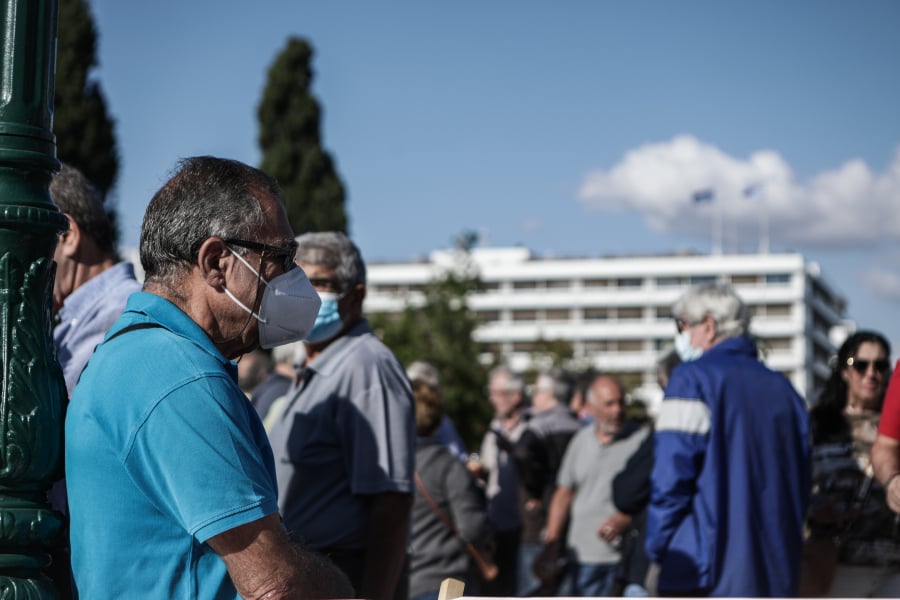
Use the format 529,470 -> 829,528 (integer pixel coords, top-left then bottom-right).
370,232 -> 490,450
54,0 -> 120,242
522,337 -> 575,384
258,37 -> 347,234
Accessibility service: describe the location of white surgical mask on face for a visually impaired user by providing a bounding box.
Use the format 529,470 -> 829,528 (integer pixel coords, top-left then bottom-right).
222,249 -> 322,349
674,330 -> 703,362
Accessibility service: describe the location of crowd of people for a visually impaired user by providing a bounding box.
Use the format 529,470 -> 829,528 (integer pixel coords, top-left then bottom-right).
49,155 -> 900,599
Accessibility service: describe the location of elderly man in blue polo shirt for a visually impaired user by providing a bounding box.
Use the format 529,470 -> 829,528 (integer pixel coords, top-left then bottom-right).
65,157 -> 351,599
267,232 -> 416,600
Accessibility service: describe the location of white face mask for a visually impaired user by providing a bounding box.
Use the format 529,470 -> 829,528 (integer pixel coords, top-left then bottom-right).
222,249 -> 322,349
674,330 -> 704,362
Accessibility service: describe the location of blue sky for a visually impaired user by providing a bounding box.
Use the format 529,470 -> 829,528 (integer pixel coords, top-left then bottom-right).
90,0 -> 900,360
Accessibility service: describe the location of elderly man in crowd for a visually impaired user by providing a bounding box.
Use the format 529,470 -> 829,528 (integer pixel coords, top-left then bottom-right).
51,163 -> 141,395
470,366 -> 528,596
645,283 -> 810,596
535,374 -> 649,596
65,156 -> 350,599
513,367 -> 581,595
267,232 -> 416,600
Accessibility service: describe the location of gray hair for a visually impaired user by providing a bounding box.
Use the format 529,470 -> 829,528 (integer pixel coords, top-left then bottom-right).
295,232 -> 366,291
407,360 -> 441,389
272,340 -> 305,366
489,365 -> 524,393
536,367 -> 574,405
50,163 -> 116,257
140,156 -> 282,285
673,283 -> 750,341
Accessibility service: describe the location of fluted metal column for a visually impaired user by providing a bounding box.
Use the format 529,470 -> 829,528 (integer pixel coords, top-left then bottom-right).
0,0 -> 66,597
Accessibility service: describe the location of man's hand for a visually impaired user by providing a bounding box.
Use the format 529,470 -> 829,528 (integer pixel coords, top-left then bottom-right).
886,474 -> 900,514
532,541 -> 564,585
597,511 -> 632,543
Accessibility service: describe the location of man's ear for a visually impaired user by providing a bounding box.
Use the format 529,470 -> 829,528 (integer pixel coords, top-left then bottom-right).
197,237 -> 230,288
57,213 -> 81,258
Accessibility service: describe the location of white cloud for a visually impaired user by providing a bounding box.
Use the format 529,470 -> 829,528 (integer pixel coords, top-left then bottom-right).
578,135 -> 900,248
860,268 -> 900,302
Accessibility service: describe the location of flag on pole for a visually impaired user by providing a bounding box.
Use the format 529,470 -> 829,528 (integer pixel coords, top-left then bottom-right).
743,183 -> 763,201
692,189 -> 715,203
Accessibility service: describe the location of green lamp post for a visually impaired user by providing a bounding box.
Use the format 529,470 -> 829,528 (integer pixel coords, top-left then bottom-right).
0,0 -> 68,597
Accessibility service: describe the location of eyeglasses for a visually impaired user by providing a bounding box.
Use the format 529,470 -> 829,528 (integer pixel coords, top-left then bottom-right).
674,317 -> 693,333
224,238 -> 298,272
846,357 -> 890,375
308,277 -> 344,294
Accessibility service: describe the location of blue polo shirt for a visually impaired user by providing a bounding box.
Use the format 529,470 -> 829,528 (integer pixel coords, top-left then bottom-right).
65,292 -> 278,600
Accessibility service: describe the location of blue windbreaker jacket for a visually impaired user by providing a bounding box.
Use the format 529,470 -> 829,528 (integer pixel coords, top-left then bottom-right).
645,336 -> 810,597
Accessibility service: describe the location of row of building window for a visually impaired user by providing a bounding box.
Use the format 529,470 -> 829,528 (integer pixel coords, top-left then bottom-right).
480,336 -> 794,354
474,304 -> 793,323
371,273 -> 794,295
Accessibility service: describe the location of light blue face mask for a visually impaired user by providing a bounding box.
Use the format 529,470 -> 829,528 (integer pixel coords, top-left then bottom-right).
306,291 -> 344,343
674,330 -> 704,362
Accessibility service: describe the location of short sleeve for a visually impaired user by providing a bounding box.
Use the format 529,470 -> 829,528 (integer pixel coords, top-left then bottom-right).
339,357 -> 415,495
878,362 -> 900,440
123,374 -> 278,543
556,430 -> 581,490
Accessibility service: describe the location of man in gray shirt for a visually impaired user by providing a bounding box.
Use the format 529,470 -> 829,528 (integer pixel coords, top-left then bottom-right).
267,232 -> 415,600
535,374 -> 649,596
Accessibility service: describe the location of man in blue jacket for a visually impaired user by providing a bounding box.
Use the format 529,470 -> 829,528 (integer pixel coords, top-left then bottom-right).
645,283 -> 810,597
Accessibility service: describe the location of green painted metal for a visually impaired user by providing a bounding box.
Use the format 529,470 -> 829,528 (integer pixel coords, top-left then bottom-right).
0,0 -> 67,597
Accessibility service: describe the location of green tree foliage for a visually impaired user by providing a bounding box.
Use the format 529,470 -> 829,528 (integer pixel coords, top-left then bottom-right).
258,37 -> 347,234
370,233 -> 491,451
54,0 -> 119,199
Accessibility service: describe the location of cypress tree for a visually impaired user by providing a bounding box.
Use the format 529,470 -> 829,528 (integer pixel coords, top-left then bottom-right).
54,0 -> 120,245
258,37 -> 347,234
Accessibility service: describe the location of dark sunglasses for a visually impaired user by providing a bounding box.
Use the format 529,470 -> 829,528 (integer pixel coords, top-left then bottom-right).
846,356 -> 890,375
225,238 -> 298,272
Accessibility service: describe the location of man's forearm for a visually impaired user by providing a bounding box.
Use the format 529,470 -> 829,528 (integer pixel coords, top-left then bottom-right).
209,513 -> 353,599
543,486 -> 574,544
360,491 -> 413,600
872,434 -> 900,513
873,434 -> 900,484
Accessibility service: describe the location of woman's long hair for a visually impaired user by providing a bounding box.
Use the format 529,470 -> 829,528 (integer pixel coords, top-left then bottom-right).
810,330 -> 891,445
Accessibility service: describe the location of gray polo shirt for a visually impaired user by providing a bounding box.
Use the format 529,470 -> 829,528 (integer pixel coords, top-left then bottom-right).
557,421 -> 650,564
267,319 -> 416,550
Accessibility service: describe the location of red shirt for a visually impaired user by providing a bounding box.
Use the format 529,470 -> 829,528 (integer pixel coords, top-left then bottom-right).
877,360 -> 900,440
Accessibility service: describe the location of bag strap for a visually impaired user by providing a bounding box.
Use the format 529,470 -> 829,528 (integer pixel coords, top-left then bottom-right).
75,322 -> 163,390
106,321 -> 162,343
414,472 -> 459,537
414,471 -> 499,581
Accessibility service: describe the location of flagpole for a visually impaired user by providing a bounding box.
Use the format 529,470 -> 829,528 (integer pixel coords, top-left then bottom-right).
714,192 -> 723,255
759,195 -> 769,254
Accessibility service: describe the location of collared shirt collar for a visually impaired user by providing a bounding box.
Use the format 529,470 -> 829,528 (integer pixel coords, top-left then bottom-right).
115,291 -> 235,374
57,262 -> 137,327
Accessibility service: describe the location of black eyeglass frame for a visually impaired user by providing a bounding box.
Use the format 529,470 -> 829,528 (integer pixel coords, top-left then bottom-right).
224,238 -> 298,272
845,356 -> 891,375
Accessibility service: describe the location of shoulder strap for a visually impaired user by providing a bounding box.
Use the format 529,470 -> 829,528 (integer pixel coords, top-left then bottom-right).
414,472 -> 459,536
105,322 -> 162,343
74,322 -> 163,391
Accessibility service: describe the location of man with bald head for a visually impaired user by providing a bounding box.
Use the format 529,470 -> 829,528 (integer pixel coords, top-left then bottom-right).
535,374 -> 650,596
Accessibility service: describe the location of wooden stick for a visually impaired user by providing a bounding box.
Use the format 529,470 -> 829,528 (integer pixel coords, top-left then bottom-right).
437,577 -> 466,600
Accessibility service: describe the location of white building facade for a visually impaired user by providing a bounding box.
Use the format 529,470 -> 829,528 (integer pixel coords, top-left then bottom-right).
365,247 -> 850,407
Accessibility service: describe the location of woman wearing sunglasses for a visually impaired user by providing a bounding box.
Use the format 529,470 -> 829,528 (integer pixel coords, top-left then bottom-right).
802,330 -> 898,597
